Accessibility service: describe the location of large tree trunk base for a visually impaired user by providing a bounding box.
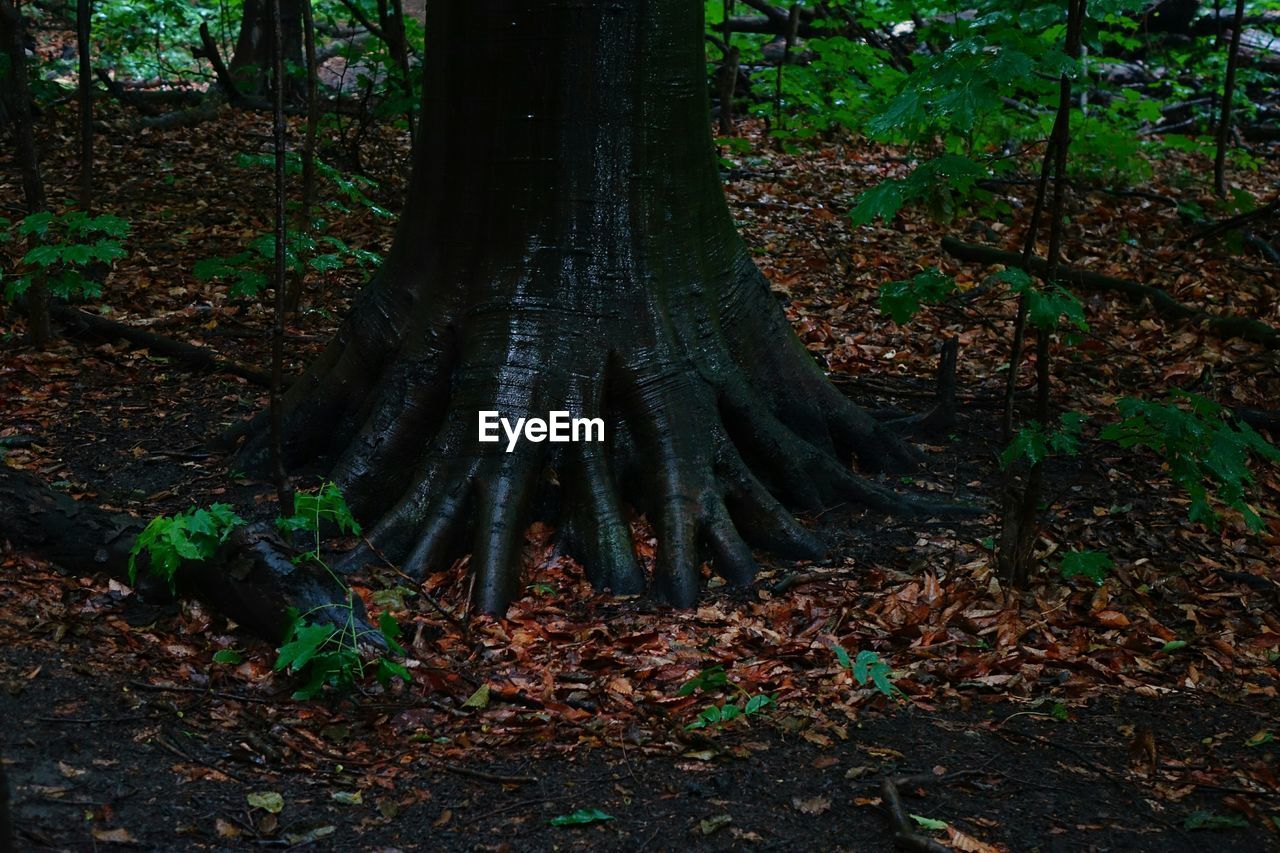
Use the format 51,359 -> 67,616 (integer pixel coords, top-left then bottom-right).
226,1 -> 975,615
233,252 -> 967,614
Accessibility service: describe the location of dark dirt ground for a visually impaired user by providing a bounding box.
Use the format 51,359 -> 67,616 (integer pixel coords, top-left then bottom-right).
3,639 -> 1277,852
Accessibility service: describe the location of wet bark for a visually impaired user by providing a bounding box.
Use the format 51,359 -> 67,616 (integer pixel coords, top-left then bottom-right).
234,0 -> 953,615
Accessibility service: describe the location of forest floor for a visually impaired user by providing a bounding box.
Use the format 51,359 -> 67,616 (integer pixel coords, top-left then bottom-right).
3,69 -> 1280,850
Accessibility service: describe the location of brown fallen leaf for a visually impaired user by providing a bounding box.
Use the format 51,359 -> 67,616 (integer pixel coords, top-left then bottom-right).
792,795 -> 832,816
1095,610 -> 1130,628
91,827 -> 137,844
947,825 -> 1000,852
214,818 -> 241,839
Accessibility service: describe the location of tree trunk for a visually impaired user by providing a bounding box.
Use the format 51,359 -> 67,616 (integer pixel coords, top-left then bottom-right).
234,0 -> 937,615
77,0 -> 92,211
0,0 -> 51,346
1213,0 -> 1246,196
229,0 -> 303,98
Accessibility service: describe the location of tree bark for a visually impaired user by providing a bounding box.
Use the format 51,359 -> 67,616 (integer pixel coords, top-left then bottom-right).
1213,0 -> 1246,196
76,0 -> 92,212
229,0 -> 303,98
0,0 -> 51,346
0,465 -> 365,641
233,0 -> 945,615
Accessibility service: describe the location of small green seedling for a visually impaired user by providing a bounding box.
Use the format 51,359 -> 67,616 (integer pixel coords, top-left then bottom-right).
678,664 -> 777,730
832,645 -> 903,699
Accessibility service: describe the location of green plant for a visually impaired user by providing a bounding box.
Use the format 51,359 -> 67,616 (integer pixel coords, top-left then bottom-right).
678,664 -> 776,730
271,483 -> 410,699
194,153 -> 385,298
131,485 -> 409,698
1002,411 -> 1087,469
1101,392 -> 1280,531
878,268 -> 959,324
832,645 -> 902,699
128,503 -> 245,591
1059,550 -> 1113,585
548,808 -> 614,827
1,211 -> 129,303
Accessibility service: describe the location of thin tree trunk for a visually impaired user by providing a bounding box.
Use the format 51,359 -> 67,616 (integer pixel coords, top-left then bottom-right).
998,0 -> 1085,590
1213,0 -> 1246,197
77,0 -> 93,211
773,3 -> 800,127
384,0 -> 414,144
285,0 -> 319,314
0,0 -> 50,345
270,0 -> 293,512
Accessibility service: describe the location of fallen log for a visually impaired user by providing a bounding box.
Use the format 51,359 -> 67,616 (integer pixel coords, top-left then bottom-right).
940,236 -> 1280,350
51,303 -> 271,386
0,464 -> 365,642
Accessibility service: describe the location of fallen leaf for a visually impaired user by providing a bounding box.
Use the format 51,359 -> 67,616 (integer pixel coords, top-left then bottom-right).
700,814 -> 733,835
1094,610 -> 1130,628
91,827 -> 137,844
463,684 -> 491,708
247,790 -> 284,814
792,795 -> 832,816
214,818 -> 241,839
947,825 -> 1000,852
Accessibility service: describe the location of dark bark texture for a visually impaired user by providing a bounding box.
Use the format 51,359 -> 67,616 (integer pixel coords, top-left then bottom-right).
229,0 -> 304,98
238,0 -> 939,614
0,466 -> 364,641
0,0 -> 50,345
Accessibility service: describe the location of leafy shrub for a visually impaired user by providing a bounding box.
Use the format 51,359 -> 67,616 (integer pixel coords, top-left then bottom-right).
128,503 -> 245,590
1,211 -> 129,302
132,484 -> 409,699
1101,393 -> 1280,531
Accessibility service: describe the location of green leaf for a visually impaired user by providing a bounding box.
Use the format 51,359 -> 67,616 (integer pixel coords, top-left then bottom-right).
463,684 -> 491,708
247,791 -> 285,814
275,621 -> 336,674
879,269 -> 957,324
910,814 -> 948,831
849,181 -> 906,227
549,808 -> 614,827
18,211 -> 54,237
376,657 -> 411,686
1184,810 -> 1247,831
1244,730 -> 1273,747
1060,550 -> 1113,585
678,664 -> 728,696
212,649 -> 243,665
378,611 -> 406,657
1160,640 -> 1188,653
22,245 -> 62,267
1002,424 -> 1048,469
